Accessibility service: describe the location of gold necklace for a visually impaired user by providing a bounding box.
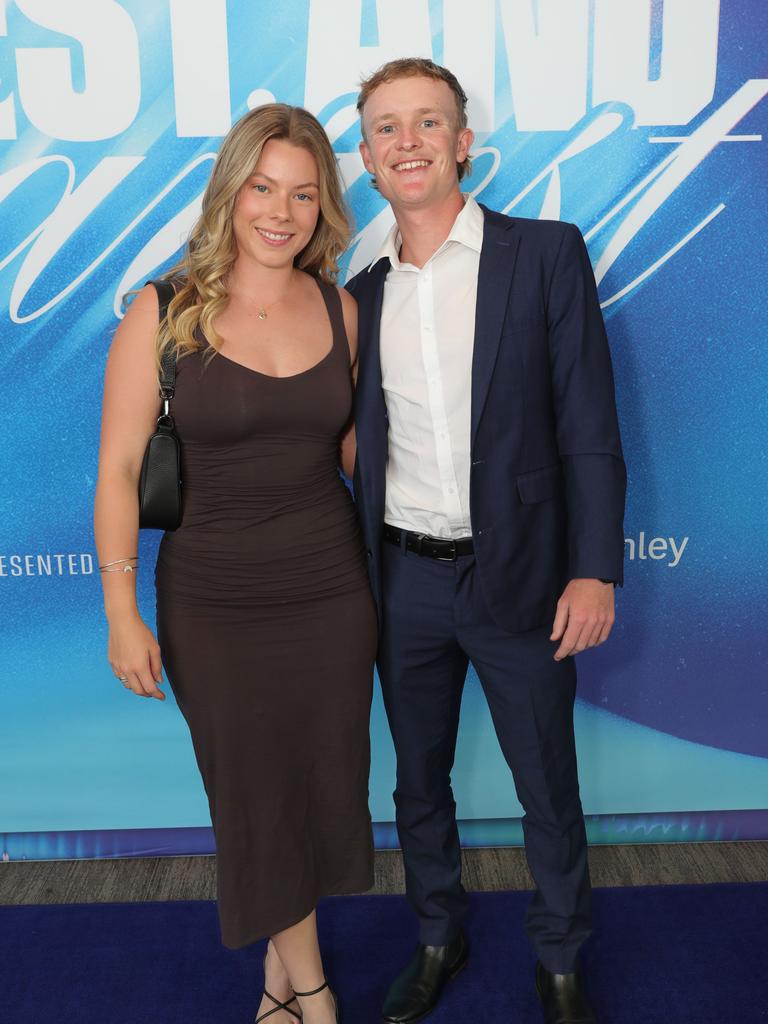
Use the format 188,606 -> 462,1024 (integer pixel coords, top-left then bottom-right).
255,299 -> 277,320
227,274 -> 294,321
253,276 -> 294,321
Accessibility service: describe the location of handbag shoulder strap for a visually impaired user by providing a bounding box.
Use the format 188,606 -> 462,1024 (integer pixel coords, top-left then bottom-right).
148,278 -> 178,399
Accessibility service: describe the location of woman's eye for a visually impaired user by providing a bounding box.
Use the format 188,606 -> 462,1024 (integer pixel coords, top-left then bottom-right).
252,183 -> 268,193
295,193 -> 313,202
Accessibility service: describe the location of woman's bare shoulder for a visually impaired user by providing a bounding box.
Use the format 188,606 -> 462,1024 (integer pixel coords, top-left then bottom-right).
110,284 -> 161,361
337,283 -> 357,311
336,284 -> 358,363
122,282 -> 160,321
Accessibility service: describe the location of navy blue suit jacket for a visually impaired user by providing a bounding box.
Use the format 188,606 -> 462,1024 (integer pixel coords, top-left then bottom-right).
346,204 -> 626,633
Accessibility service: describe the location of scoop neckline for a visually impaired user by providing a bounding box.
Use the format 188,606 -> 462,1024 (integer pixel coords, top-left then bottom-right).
214,342 -> 335,380
211,276 -> 336,380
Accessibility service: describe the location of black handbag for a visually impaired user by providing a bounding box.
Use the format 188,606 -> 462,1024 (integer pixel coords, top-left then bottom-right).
138,279 -> 183,531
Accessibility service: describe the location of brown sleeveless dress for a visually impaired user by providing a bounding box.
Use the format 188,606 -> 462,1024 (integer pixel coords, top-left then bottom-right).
155,279 -> 376,948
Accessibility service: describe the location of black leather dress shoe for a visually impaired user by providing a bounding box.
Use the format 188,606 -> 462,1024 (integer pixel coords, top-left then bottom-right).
381,930 -> 468,1023
535,962 -> 596,1024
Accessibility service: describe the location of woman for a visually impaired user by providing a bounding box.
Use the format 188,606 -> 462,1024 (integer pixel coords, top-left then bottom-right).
94,104 -> 376,1024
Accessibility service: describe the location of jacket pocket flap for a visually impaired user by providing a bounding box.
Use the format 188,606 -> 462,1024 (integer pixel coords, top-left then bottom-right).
517,464 -> 562,504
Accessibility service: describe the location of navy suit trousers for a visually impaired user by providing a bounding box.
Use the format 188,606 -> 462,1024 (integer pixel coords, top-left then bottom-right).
378,538 -> 592,974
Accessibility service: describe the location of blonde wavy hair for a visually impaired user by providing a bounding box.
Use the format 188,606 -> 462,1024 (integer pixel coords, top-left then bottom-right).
156,104 -> 351,363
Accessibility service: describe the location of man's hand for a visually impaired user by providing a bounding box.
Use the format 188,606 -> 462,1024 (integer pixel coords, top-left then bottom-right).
550,579 -> 615,661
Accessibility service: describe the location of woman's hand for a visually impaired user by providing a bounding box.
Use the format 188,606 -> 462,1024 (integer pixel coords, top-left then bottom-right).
108,613 -> 166,700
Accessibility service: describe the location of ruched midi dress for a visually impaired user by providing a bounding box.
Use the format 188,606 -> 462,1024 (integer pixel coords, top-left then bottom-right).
155,279 -> 377,948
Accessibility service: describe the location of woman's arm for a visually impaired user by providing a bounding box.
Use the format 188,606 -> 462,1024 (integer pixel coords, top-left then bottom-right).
94,284 -> 166,700
338,286 -> 358,481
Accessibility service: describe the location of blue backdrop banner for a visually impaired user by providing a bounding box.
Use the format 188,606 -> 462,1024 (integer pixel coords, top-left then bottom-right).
1,0 -> 767,859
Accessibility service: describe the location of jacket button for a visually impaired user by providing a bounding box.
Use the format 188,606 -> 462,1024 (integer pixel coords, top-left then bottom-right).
367,549 -> 373,558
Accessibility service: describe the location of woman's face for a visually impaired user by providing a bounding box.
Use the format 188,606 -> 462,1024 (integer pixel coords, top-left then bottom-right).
232,138 -> 322,270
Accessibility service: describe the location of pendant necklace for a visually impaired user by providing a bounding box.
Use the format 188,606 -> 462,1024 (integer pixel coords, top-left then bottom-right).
252,274 -> 294,321
228,271 -> 294,321
252,296 -> 280,321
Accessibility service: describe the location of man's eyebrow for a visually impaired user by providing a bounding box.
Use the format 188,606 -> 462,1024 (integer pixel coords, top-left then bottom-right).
250,172 -> 319,188
371,107 -> 444,124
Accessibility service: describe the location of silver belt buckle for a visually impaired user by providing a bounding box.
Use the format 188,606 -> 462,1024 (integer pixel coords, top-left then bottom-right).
435,539 -> 457,561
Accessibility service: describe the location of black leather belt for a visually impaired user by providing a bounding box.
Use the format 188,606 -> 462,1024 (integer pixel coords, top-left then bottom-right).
383,524 -> 474,561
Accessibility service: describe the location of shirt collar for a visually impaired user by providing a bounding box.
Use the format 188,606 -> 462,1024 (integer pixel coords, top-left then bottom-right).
369,194 -> 484,272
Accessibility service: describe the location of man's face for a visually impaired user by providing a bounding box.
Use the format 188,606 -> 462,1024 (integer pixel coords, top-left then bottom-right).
359,75 -> 473,212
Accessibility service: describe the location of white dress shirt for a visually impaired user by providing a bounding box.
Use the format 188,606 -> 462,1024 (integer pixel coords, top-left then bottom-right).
372,195 -> 483,540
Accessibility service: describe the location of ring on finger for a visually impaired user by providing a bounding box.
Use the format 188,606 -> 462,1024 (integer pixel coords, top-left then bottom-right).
118,676 -> 129,684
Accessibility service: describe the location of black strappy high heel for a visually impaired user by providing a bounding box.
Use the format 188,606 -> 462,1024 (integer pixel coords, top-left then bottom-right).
256,947 -> 302,1023
254,990 -> 302,1022
293,981 -> 340,1023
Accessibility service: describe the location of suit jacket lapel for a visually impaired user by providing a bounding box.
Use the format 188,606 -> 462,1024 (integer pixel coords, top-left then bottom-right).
354,258 -> 389,476
356,258 -> 387,409
471,208 -> 520,444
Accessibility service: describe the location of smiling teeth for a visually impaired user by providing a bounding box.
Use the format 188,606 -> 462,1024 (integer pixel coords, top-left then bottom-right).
258,229 -> 291,240
394,160 -> 430,171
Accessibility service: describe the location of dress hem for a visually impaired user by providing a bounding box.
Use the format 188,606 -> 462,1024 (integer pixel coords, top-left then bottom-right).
220,869 -> 376,950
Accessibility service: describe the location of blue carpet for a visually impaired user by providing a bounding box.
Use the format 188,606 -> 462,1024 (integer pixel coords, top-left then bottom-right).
3,884 -> 767,1023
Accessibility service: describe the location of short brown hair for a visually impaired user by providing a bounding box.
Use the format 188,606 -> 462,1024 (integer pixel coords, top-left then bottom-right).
357,58 -> 472,182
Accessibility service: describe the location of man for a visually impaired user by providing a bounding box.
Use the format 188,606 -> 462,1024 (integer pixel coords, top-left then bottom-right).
346,58 -> 626,1024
